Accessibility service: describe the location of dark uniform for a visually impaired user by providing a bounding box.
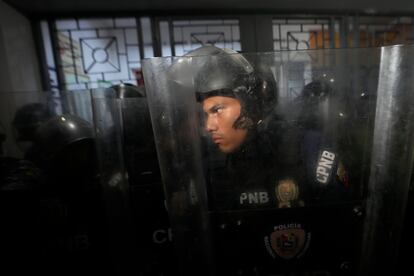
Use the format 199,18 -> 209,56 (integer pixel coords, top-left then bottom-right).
207,116 -> 306,211
206,116 -> 357,275
207,112 -> 350,208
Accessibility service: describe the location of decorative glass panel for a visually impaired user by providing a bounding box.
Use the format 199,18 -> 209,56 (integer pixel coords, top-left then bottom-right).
54,17 -> 146,90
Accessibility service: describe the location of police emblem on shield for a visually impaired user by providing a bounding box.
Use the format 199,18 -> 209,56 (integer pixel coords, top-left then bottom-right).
264,223 -> 311,260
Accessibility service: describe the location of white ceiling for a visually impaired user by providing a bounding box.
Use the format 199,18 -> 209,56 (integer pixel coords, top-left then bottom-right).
5,0 -> 414,16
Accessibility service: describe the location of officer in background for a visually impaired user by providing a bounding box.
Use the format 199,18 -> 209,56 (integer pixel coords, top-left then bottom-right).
2,102 -> 109,275
295,80 -> 351,203
30,113 -> 109,275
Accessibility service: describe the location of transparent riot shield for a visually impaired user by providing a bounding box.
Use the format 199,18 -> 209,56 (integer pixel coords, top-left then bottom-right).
91,90 -> 139,276
0,89 -> 111,275
120,96 -> 177,275
92,86 -> 178,276
142,45 -> 414,276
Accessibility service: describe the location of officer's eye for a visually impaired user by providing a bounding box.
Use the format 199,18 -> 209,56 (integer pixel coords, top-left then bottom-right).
212,105 -> 224,114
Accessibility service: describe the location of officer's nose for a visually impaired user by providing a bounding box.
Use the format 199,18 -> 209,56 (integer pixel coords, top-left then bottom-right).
205,115 -> 218,132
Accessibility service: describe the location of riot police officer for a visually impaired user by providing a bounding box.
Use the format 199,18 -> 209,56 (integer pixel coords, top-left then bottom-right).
5,105 -> 110,275
295,80 -> 351,203
186,45 -> 306,210
186,46 -> 351,211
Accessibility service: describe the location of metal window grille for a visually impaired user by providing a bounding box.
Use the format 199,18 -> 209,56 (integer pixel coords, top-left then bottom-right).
158,19 -> 241,57
47,17 -> 153,91
39,15 -> 414,92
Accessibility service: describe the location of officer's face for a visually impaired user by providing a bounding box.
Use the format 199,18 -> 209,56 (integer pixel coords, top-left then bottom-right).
203,96 -> 247,153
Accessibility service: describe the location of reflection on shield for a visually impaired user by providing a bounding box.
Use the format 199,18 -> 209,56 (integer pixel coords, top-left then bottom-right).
81,37 -> 120,74
271,228 -> 306,259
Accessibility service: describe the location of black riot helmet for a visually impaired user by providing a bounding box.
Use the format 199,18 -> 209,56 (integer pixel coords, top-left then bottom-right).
29,115 -> 94,169
179,45 -> 277,129
297,79 -> 333,130
33,114 -> 94,160
301,80 -> 332,101
28,114 -> 97,192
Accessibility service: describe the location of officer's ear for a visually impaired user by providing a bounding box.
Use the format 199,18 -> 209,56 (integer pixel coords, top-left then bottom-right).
233,109 -> 254,129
